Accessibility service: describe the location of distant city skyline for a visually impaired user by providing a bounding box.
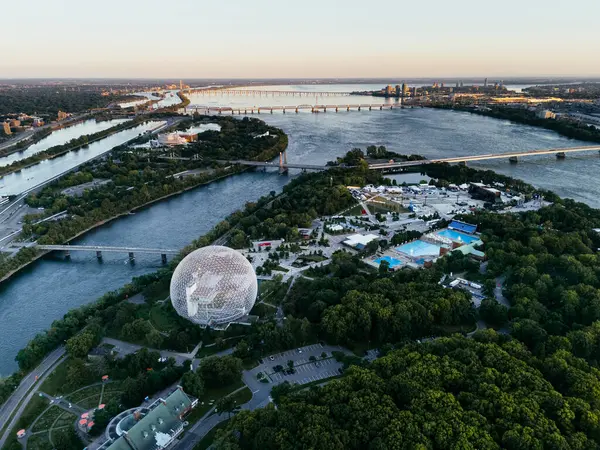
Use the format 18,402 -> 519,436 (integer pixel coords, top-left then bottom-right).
3,0 -> 599,78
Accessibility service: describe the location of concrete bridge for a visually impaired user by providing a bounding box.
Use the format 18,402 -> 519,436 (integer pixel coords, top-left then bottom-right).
188,89 -> 352,97
368,145 -> 600,170
186,103 -> 408,115
36,245 -> 179,263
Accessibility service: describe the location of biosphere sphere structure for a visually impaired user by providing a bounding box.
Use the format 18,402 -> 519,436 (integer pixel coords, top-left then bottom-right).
170,246 -> 258,329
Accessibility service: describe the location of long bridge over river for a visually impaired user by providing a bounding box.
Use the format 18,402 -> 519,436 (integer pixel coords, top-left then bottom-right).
186,103 -> 411,115
35,245 -> 179,263
224,145 -> 600,173
187,89 -> 353,97
369,145 -> 600,170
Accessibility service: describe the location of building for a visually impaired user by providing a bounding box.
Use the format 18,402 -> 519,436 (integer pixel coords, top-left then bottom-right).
384,85 -> 394,96
157,133 -> 188,146
170,246 -> 257,329
32,117 -> 44,127
469,182 -> 502,203
98,387 -> 198,450
536,109 -> 556,119
343,233 -> 378,250
57,110 -> 69,121
2,122 -> 11,135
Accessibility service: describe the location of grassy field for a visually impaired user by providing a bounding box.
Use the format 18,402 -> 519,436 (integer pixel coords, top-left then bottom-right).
40,358 -> 100,396
31,406 -> 64,432
2,395 -> 49,450
185,380 -> 245,426
65,381 -> 123,407
258,276 -> 290,305
26,433 -> 52,450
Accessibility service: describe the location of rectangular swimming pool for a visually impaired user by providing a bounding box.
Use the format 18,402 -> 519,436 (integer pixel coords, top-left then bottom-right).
436,229 -> 480,244
395,240 -> 442,257
375,256 -> 402,268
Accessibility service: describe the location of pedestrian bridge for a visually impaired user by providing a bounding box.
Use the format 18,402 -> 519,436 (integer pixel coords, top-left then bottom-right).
36,245 -> 179,263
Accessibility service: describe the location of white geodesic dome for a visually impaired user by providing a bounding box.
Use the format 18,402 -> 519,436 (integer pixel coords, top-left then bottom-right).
170,246 -> 257,329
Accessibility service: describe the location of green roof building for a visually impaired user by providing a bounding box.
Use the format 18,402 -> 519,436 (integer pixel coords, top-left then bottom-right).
99,387 -> 197,450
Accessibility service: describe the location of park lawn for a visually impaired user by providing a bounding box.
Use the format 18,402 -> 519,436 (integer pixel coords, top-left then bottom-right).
3,395 -> 49,450
49,426 -> 85,450
301,254 -> 327,263
215,387 -> 252,415
192,419 -> 230,450
54,411 -> 78,428
149,303 -> 183,333
40,358 -> 101,396
342,204 -> 365,216
258,276 -> 290,305
185,380 -> 244,425
65,381 -> 122,406
31,406 -> 64,432
26,433 -> 52,450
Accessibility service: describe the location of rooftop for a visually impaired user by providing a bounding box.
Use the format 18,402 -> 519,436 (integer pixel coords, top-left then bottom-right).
102,387 -> 196,450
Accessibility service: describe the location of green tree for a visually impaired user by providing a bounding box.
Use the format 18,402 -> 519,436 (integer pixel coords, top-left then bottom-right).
198,355 -> 243,388
66,332 -> 95,359
216,395 -> 238,419
181,371 -> 204,398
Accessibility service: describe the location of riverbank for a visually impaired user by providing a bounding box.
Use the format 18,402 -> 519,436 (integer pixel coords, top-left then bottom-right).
0,120 -> 287,283
0,118 -> 143,177
0,166 -> 249,285
433,105 -> 600,144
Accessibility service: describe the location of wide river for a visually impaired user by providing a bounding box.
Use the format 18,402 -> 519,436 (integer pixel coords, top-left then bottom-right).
0,84 -> 597,374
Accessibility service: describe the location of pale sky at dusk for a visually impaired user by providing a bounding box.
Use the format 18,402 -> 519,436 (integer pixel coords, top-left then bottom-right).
3,0 -> 599,78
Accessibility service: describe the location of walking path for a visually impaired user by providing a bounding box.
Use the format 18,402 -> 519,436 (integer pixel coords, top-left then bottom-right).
0,347 -> 66,449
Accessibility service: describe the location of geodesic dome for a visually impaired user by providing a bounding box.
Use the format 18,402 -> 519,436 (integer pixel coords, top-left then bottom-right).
170,246 -> 257,329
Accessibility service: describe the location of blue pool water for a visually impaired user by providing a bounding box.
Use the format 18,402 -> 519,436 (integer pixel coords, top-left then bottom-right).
436,229 -> 480,244
395,240 -> 442,257
375,256 -> 402,268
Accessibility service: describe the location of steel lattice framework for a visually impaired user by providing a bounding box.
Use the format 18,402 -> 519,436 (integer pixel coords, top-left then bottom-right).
170,246 -> 257,329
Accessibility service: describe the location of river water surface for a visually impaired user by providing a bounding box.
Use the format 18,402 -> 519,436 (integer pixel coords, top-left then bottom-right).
0,84 -> 597,374
0,119 -> 128,168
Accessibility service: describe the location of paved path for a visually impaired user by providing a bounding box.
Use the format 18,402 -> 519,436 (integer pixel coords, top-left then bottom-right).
0,347 -> 66,448
494,275 -> 510,308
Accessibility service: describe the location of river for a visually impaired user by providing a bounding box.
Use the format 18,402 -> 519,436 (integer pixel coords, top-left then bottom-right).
1,121 -> 164,195
0,84 -> 597,374
0,119 -> 128,168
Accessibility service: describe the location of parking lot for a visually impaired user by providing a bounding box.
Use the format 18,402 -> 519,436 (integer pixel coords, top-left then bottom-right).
245,343 -> 351,389
269,357 -> 342,385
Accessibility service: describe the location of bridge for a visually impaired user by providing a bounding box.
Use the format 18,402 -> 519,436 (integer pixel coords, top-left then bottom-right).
186,103 -> 409,115
188,89 -> 352,97
36,245 -> 179,263
368,145 -> 600,170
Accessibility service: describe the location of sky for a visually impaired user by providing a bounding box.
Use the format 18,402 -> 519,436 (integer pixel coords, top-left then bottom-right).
3,0 -> 600,79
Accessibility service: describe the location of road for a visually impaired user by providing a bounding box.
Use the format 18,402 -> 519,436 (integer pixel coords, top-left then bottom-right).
0,347 -> 66,448
176,344 -> 350,449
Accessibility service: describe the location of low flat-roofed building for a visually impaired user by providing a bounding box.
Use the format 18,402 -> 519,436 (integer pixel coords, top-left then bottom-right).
343,233 -> 378,250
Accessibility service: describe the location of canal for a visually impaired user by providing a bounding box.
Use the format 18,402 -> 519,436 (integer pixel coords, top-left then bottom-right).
1,121 -> 164,195
1,85 -> 598,374
0,119 -> 128,168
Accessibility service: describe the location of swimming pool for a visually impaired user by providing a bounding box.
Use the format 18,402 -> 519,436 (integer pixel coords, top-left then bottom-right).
436,229 -> 480,244
395,240 -> 442,257
375,256 -> 402,268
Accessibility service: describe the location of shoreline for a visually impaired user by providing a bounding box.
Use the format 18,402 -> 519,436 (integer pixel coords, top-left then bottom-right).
0,130 -> 287,284
0,166 -> 248,285
0,118 -> 140,178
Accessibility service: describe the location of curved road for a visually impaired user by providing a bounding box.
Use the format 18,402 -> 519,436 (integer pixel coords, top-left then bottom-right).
0,347 -> 66,448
